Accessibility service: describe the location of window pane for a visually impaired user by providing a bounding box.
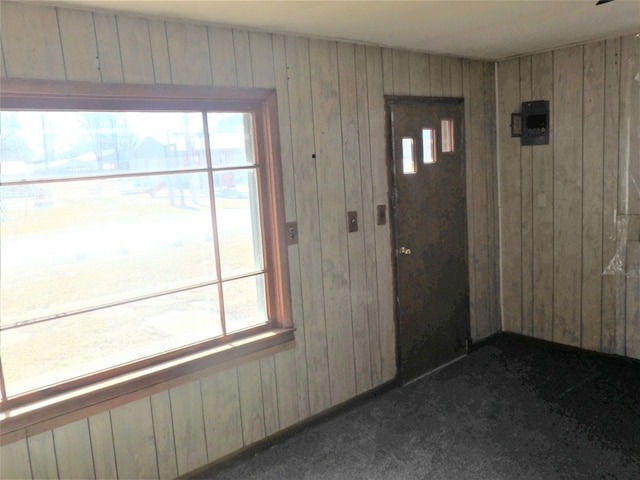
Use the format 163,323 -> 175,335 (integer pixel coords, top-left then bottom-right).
401,137 -> 416,174
0,174 -> 216,327
214,169 -> 264,278
441,119 -> 454,153
0,111 -> 205,183
0,286 -> 221,396
208,112 -> 255,167
422,128 -> 436,164
223,274 -> 267,333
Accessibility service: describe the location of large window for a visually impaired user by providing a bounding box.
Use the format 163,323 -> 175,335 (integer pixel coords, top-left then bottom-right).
0,80 -> 292,417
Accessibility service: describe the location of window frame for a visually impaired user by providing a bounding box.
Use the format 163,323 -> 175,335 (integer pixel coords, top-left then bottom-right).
0,78 -> 293,443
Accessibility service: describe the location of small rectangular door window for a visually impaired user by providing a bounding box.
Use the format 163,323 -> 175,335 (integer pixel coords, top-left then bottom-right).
402,137 -> 417,174
441,119 -> 454,152
422,128 -> 436,164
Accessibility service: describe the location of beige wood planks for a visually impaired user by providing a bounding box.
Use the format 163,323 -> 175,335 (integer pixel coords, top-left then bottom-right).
309,38 -> 357,406
233,29 -> 253,88
409,51 -> 430,96
392,49 -> 410,95
94,12 -> 123,83
148,20 -> 172,84
272,34 -> 311,420
249,31 -> 275,88
208,26 -> 237,87
1,2 -> 65,80
429,55 -> 444,96
520,56 -> 534,337
274,349 -> 300,429
110,398 -> 158,479
467,60 -> 492,339
166,21 -> 211,86
531,51 -> 554,342
366,45 -> 396,383
553,45 -> 584,347
381,48 -> 394,95
57,8 -> 100,82
338,41 -> 373,395
150,391 -> 178,479
169,381 -> 207,476
53,419 -> 95,479
200,368 -> 244,461
0,439 -> 32,479
260,356 -> 280,436
601,38 -> 621,354
117,16 -> 155,84
450,57 -> 464,98
237,361 -> 266,445
285,34 -> 331,414
88,411 -> 118,479
356,44 -> 383,387
581,41 -> 606,352
27,431 -> 58,479
497,58 -> 523,333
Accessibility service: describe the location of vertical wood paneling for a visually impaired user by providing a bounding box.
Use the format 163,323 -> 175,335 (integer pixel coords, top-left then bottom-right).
309,39 -> 357,405
169,381 -> 207,476
208,26 -> 237,87
392,49 -> 410,95
233,29 -> 253,87
338,41 -> 373,395
150,391 -> 178,480
57,8 -> 100,82
93,12 -> 123,83
249,31 -> 275,88
116,16 -> 154,84
259,356 -> 280,436
531,51 -> 555,342
285,34 -> 331,414
274,349 -> 300,429
429,55 -> 443,96
237,361 -> 266,445
356,44 -> 383,387
581,41 -> 606,351
553,45 -> 583,347
272,34 -> 311,420
148,20 -> 172,84
409,51 -> 430,96
165,22 -> 211,86
0,438 -> 32,480
53,419 -> 95,479
88,411 -> 118,479
450,57 -> 463,97
381,48 -> 394,95
366,45 -> 396,383
520,56 -> 534,337
441,56 -> 452,96
200,368 -> 244,461
1,2 -> 65,80
601,38 -> 621,354
497,58 -> 523,333
620,34 -> 640,358
467,60 -> 491,339
27,431 -> 58,479
111,398 -> 158,479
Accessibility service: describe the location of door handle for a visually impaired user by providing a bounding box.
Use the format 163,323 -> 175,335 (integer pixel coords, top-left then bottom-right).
399,246 -> 412,255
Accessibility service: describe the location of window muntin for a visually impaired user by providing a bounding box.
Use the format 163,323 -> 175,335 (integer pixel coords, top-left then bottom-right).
0,102 -> 281,402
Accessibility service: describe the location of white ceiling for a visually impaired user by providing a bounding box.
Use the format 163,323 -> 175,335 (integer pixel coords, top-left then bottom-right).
51,0 -> 640,59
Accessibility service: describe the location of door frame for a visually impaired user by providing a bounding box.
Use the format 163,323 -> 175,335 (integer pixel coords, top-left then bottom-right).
385,95 -> 470,381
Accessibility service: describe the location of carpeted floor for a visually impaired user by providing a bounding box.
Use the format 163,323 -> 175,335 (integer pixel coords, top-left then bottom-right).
198,334 -> 640,479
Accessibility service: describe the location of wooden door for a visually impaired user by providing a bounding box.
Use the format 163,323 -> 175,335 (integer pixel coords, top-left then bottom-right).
388,97 -> 470,383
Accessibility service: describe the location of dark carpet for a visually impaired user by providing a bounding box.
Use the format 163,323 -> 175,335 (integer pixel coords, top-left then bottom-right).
198,334 -> 640,479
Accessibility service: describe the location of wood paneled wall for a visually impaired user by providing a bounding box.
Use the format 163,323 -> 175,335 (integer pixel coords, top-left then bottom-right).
497,34 -> 640,360
0,2 -> 499,477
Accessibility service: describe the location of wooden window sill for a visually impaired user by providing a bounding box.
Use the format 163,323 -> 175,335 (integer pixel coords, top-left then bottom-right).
0,328 -> 295,446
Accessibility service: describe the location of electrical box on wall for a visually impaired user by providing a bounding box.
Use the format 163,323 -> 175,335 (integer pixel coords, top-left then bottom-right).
511,100 -> 550,146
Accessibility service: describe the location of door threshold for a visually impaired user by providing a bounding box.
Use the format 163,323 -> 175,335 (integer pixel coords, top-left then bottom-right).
402,354 -> 467,386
